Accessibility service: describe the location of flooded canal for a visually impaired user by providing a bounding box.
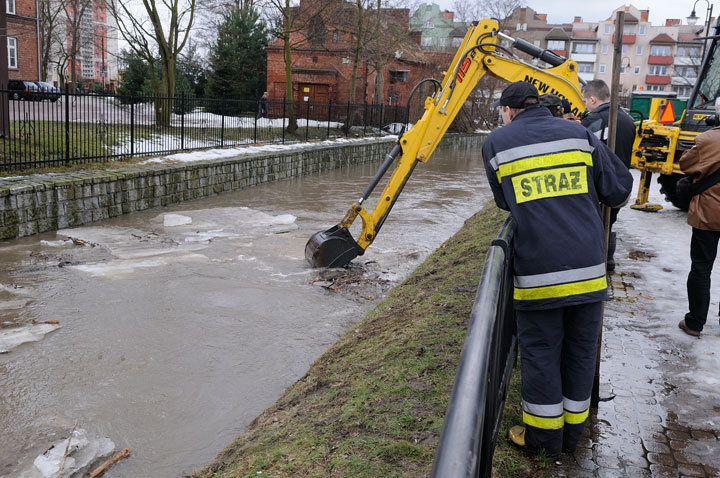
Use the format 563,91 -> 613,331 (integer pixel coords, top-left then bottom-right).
0,142 -> 491,477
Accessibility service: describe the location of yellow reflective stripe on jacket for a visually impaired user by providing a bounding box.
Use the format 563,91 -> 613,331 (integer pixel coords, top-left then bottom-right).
514,276 -> 607,301
564,409 -> 589,425
511,166 -> 588,204
523,411 -> 564,430
496,151 -> 593,183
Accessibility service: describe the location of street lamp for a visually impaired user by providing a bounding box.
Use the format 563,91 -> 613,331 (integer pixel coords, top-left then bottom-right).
687,0 -> 714,59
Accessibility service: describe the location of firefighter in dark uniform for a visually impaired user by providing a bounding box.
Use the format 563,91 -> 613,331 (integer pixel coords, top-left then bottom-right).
482,82 -> 633,457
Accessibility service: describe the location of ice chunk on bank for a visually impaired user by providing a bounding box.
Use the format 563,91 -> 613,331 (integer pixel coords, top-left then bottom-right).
0,323 -> 61,354
163,213 -> 193,227
30,428 -> 114,478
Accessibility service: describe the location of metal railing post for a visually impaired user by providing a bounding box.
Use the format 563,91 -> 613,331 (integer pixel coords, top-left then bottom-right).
64,83 -> 70,164
221,106 -> 225,147
363,101 -> 368,136
254,103 -> 258,143
180,92 -> 186,150
130,100 -> 135,157
282,97 -> 286,144
346,100 -> 351,136
305,100 -> 310,141
327,100 -> 332,138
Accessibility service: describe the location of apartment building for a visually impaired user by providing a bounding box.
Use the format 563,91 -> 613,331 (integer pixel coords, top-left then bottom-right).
44,0 -> 119,91
575,5 -> 704,99
5,0 -> 40,81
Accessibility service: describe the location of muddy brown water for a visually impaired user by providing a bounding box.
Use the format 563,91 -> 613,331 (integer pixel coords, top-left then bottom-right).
0,144 -> 491,477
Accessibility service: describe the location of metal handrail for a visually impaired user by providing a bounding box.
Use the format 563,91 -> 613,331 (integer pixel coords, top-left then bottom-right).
431,216 -> 518,478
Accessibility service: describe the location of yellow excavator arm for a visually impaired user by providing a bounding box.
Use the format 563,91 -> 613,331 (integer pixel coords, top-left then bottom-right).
305,19 -> 585,268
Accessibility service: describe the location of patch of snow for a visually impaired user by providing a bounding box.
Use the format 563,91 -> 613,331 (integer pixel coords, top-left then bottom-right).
0,323 -> 61,353
40,239 -> 73,247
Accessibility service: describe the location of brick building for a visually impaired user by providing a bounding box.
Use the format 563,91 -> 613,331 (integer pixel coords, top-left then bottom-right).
265,0 -> 436,108
5,0 -> 40,81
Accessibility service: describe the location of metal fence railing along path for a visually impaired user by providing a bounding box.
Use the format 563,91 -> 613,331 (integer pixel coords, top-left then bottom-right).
0,88 -> 412,171
431,216 -> 518,478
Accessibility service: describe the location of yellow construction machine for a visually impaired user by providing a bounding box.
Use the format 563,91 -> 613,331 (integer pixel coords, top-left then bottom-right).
305,18 -> 587,268
630,19 -> 720,211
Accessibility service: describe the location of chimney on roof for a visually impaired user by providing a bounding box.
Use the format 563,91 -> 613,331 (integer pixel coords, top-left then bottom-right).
536,13 -> 547,21
666,18 -> 680,26
574,16 -> 582,23
443,10 -> 454,21
640,10 -> 649,22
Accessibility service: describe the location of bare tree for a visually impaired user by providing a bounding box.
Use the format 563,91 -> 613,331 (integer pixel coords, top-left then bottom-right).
38,0 -> 66,82
109,0 -> 196,126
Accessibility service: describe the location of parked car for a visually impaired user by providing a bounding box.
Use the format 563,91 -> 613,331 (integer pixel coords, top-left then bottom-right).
7,80 -> 40,101
34,81 -> 60,102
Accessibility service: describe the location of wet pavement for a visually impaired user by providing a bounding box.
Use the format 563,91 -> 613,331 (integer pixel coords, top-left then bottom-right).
556,178 -> 720,477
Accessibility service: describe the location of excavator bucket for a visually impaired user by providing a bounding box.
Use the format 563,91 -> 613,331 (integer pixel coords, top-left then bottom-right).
305,225 -> 364,268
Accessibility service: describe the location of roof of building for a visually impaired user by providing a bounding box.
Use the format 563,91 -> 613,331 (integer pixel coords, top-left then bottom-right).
545,27 -> 571,40
677,32 -> 701,42
650,33 -> 676,44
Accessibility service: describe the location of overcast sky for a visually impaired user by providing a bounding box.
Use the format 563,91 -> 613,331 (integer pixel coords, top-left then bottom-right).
429,1 -> 707,25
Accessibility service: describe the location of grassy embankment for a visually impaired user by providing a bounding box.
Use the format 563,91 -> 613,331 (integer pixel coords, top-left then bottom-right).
192,203 -> 554,477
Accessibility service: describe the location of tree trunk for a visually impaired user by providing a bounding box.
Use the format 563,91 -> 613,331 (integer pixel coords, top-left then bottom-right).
283,0 -> 297,134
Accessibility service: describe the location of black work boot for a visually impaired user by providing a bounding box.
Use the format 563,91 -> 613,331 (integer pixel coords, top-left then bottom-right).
606,232 -> 617,272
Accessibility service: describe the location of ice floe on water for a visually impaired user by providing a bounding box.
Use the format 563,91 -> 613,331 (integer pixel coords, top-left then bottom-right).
39,239 -> 74,248
0,323 -> 61,353
71,253 -> 209,277
17,428 -> 115,478
163,213 -> 193,227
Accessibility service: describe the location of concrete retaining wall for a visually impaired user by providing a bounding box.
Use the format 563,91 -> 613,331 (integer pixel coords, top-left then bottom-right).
0,134 -> 485,241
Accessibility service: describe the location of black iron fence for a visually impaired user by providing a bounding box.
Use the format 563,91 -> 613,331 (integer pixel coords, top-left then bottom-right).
431,216 -> 518,478
0,89 -> 411,171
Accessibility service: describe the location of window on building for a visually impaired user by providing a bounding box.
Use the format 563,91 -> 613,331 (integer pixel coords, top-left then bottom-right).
6,0 -> 15,14
516,23 -> 522,30
533,40 -> 541,47
675,66 -> 698,78
621,65 -> 628,74
421,36 -> 432,47
624,24 -> 636,34
7,37 -> 16,68
424,21 -> 434,28
604,24 -> 611,34
389,70 -> 409,83
649,65 -> 668,75
651,45 -> 671,56
639,25 -> 646,35
547,40 -> 566,50
636,45 -> 643,55
673,85 -> 693,97
573,43 -> 595,54
332,31 -> 339,43
677,46 -> 700,57
599,64 -> 606,73
622,44 -> 628,54
578,63 -> 594,73
647,85 -> 665,91
523,23 -> 527,31
342,57 -> 350,64
634,66 -> 641,75
602,44 -> 609,54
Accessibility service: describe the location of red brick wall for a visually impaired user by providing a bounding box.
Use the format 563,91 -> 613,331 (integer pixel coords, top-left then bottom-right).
267,0 -> 439,107
7,0 -> 39,81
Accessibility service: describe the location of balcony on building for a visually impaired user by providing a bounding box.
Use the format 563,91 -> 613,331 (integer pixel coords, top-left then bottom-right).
545,27 -> 571,58
648,33 -> 675,65
610,12 -> 639,44
611,35 -> 637,44
570,34 -> 598,63
646,75 -> 671,85
671,76 -> 697,86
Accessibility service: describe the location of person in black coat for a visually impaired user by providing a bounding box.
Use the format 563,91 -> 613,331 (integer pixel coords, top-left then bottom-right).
581,80 -> 637,271
258,91 -> 269,118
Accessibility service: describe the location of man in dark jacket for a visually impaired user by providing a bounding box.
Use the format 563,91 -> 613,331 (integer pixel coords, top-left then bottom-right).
677,99 -> 720,337
483,82 -> 633,458
581,80 -> 637,271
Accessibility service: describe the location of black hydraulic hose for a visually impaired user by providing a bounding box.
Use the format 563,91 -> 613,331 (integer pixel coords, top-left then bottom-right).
405,78 -> 442,112
360,142 -> 402,202
510,37 -> 566,67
